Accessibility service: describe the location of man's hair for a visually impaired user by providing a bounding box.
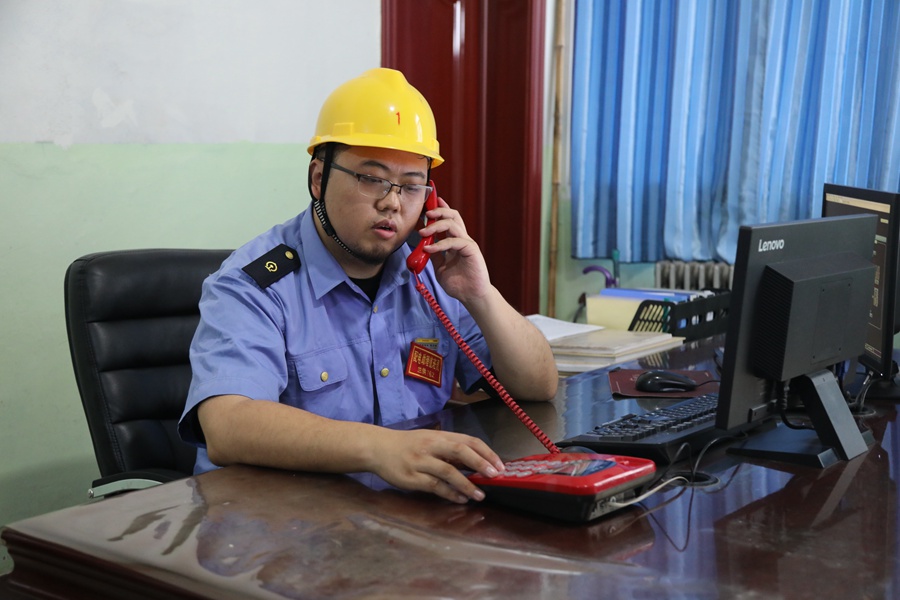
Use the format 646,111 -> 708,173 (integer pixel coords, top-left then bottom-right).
314,142 -> 432,170
314,142 -> 349,162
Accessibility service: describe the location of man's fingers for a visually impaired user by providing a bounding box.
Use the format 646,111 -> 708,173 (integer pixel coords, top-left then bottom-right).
420,206 -> 469,240
424,474 -> 482,504
420,438 -> 501,502
418,466 -> 485,504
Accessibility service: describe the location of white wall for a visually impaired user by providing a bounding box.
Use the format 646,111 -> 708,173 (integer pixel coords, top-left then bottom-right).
0,0 -> 381,575
0,0 -> 373,145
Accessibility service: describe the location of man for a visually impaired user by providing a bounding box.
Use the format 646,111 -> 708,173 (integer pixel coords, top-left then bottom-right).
178,68 -> 557,505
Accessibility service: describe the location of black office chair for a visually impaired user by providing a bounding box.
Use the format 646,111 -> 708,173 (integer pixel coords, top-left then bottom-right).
64,248 -> 231,498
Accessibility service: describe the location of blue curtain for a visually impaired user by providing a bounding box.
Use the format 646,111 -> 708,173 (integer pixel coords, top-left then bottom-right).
570,0 -> 900,263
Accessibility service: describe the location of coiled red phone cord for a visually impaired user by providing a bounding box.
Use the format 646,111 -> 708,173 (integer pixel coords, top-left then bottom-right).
413,273 -> 560,454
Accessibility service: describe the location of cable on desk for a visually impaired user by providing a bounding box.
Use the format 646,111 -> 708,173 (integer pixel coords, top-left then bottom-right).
655,431 -> 736,489
690,433 -> 738,476
655,442 -> 693,480
772,380 -> 816,431
849,371 -> 874,413
605,474 -> 691,509
624,438 -> 747,552
643,480 -> 698,553
606,432 -> 740,512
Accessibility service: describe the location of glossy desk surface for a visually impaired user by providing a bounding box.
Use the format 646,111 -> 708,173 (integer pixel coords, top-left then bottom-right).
3,340 -> 899,599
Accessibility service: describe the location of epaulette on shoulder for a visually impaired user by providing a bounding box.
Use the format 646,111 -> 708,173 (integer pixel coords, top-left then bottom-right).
242,244 -> 301,289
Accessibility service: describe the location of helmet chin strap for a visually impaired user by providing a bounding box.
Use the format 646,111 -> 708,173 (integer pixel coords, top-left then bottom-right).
309,143 -> 361,259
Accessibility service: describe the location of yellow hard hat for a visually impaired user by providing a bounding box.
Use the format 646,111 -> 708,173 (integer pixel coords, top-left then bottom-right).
307,68 -> 443,167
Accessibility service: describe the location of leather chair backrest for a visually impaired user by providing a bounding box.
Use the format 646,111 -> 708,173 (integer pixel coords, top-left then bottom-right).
64,249 -> 232,478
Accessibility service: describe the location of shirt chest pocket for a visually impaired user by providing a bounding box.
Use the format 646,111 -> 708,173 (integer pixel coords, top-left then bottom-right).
294,348 -> 349,393
400,322 -> 452,354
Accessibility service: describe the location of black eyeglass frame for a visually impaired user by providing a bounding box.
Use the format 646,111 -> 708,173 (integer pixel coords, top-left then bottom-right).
329,162 -> 433,202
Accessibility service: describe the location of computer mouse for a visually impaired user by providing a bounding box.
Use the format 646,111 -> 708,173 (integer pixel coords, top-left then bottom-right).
634,370 -> 698,393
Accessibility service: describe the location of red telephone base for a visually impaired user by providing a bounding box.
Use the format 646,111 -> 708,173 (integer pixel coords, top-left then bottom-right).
468,452 -> 657,522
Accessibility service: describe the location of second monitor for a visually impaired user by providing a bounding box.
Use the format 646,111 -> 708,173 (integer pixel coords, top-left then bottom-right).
823,184 -> 900,397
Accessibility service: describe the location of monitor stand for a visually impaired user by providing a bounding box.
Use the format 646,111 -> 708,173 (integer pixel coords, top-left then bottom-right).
729,370 -> 874,468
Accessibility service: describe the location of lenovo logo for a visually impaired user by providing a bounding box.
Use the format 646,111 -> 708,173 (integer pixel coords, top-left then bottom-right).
758,239 -> 785,252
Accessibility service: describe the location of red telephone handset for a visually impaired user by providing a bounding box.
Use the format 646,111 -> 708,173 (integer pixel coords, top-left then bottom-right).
406,180 -> 439,274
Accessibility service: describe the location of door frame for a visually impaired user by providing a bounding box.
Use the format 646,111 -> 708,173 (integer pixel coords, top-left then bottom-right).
382,0 -> 546,314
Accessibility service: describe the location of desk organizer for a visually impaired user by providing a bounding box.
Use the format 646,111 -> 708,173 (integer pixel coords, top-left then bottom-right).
628,290 -> 731,341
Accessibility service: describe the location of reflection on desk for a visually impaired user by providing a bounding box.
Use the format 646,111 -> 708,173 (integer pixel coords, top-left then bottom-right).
713,446 -> 895,599
3,466 -> 673,598
2,338 -> 899,599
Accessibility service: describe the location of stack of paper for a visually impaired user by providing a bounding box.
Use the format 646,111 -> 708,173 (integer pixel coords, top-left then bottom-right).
549,329 -> 684,374
526,315 -> 684,376
525,314 -> 603,341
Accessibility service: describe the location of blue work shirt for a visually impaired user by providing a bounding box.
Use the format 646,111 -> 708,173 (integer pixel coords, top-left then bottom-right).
178,208 -> 491,474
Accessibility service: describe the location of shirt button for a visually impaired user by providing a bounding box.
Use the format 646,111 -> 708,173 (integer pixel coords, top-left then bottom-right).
380,368 -> 389,377
320,372 -> 329,382
373,305 -> 379,313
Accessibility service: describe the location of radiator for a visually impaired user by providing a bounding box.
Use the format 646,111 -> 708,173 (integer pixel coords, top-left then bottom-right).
654,260 -> 734,290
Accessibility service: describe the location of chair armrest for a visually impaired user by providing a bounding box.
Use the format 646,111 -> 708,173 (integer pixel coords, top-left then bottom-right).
88,469 -> 189,499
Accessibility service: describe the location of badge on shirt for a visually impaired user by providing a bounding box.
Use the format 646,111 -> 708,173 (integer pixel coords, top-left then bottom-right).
414,338 -> 439,351
405,341 -> 443,387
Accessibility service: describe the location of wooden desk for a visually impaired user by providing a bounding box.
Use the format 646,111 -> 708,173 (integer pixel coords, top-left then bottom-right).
3,340 -> 899,599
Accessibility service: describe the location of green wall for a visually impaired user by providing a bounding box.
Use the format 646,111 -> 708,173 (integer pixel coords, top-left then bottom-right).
0,143 -> 309,573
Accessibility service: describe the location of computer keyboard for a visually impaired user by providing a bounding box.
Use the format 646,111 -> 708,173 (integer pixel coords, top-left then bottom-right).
557,394 -> 722,464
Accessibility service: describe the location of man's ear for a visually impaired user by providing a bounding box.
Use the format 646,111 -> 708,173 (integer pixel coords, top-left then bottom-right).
309,159 -> 323,202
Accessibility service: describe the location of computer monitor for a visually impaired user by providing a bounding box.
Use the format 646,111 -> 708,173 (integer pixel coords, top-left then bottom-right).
715,213 -> 877,468
822,184 -> 900,396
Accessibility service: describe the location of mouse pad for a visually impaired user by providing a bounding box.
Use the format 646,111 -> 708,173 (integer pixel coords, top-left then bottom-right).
608,369 -> 719,399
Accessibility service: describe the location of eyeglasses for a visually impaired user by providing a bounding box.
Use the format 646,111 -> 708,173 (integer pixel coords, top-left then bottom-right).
329,162 -> 432,203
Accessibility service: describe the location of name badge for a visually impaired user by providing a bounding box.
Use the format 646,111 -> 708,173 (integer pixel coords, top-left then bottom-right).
405,341 -> 443,387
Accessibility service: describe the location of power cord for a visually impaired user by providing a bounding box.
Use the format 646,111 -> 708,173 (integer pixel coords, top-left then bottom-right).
775,380 -> 816,431
606,474 -> 691,509
612,430 -> 737,513
848,372 -> 874,413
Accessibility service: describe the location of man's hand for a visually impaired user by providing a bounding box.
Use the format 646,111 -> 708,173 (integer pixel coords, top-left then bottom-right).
414,196 -> 559,402
418,197 -> 492,305
367,428 -> 506,504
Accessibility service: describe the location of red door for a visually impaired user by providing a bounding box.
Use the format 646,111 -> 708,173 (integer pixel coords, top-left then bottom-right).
382,0 -> 545,315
